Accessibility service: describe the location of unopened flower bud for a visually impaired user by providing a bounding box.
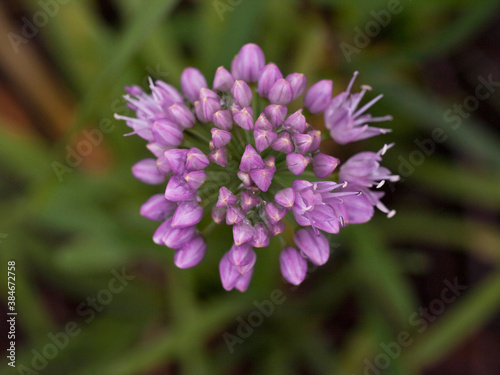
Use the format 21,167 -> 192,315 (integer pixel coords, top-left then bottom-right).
258,63 -> 283,98
268,79 -> 293,105
213,66 -> 235,91
304,79 -> 332,114
181,67 -> 207,102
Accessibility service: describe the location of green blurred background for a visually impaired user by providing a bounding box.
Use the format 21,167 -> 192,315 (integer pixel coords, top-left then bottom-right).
1,0 -> 500,374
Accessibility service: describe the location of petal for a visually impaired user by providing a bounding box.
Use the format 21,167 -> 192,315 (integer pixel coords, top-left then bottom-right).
171,201 -> 204,228
174,236 -> 206,268
280,247 -> 308,285
294,227 -> 330,266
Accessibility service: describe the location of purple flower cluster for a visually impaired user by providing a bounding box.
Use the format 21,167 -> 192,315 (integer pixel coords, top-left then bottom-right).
115,43 -> 398,291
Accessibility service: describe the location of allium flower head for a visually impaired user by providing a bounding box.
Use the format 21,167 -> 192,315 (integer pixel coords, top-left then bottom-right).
116,43 -> 398,292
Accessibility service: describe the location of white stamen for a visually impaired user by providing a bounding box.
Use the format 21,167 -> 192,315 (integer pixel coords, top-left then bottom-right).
361,116 -> 393,124
346,71 -> 359,93
114,114 -> 142,124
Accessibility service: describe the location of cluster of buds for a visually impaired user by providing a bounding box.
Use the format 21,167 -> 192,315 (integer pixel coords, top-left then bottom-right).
115,43 -> 398,291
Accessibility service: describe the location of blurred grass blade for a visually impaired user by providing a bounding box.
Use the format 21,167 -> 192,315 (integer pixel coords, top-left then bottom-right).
20,0 -> 112,93
96,294 -> 252,375
402,271 -> 500,369
0,121 -> 51,182
346,224 -> 416,326
406,158 -> 500,210
378,211 -> 500,263
368,0 -> 499,65
336,321 -> 379,375
365,72 -> 500,168
58,1 -> 179,151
